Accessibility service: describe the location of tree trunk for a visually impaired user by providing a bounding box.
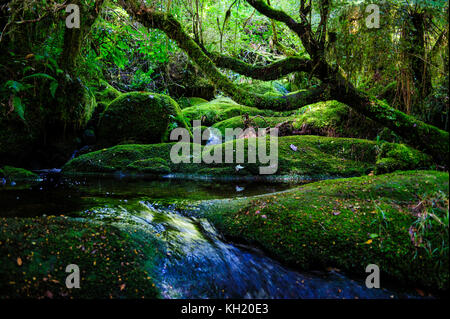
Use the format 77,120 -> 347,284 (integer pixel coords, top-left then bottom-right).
59,0 -> 104,72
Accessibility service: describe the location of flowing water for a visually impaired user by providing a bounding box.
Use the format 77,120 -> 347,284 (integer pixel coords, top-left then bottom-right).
0,173 -> 421,299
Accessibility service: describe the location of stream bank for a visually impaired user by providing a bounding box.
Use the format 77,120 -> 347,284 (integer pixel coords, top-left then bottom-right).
1,171 -> 447,298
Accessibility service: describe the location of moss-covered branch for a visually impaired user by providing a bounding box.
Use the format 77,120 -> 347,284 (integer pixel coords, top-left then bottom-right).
331,84 -> 449,165
245,0 -> 318,56
210,53 -> 313,81
118,0 -> 321,111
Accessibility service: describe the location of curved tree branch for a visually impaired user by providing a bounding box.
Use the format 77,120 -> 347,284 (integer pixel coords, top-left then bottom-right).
246,0 -> 318,57
118,0 -> 320,111
210,53 -> 313,81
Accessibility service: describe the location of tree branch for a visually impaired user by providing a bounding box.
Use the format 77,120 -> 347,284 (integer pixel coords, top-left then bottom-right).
210,53 -> 313,81
118,0 -> 321,111
246,0 -> 318,57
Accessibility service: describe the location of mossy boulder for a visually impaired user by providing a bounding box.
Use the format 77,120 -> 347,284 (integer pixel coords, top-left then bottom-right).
196,171 -> 449,291
211,100 -> 387,140
98,92 -> 189,146
0,216 -> 161,298
212,115 -> 293,136
127,158 -> 171,174
375,143 -> 433,174
200,136 -> 432,177
62,136 -> 433,178
182,97 -> 275,127
94,80 -> 122,111
0,166 -> 40,190
0,166 -> 39,181
0,166 -> 39,180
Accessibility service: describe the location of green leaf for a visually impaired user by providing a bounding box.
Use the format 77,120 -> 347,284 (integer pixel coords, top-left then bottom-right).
49,82 -> 59,98
5,81 -> 25,93
12,96 -> 25,121
22,73 -> 57,82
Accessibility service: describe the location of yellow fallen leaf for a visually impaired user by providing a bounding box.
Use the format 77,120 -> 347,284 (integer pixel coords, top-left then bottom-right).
365,239 -> 373,245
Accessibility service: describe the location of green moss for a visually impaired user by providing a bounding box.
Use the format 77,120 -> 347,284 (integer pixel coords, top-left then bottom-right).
181,97 -> 276,126
95,81 -> 122,110
375,143 -> 433,174
289,100 -> 382,139
0,166 -> 39,181
293,100 -> 348,129
63,143 -> 178,173
197,171 -> 449,291
210,100 -> 387,140
62,135 -> 432,178
0,216 -> 161,298
212,115 -> 293,136
240,80 -> 288,96
98,92 -> 189,146
57,77 -> 97,131
127,158 -> 171,174
177,97 -> 209,109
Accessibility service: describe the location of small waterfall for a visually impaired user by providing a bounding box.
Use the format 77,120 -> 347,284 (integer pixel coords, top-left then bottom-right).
83,201 -> 417,299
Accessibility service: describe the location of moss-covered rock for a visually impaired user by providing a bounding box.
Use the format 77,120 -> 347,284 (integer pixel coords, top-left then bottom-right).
375,143 -> 433,174
0,166 -> 39,181
98,92 -> 189,146
292,100 -> 351,131
212,115 -> 293,136
196,171 -> 449,291
211,100 -> 389,141
0,216 -> 161,298
62,136 -> 433,178
177,97 -> 209,109
95,80 -> 122,110
127,158 -> 171,174
182,97 -> 276,127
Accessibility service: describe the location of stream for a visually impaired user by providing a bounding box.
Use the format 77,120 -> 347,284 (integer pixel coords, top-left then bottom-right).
0,173 -> 421,299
